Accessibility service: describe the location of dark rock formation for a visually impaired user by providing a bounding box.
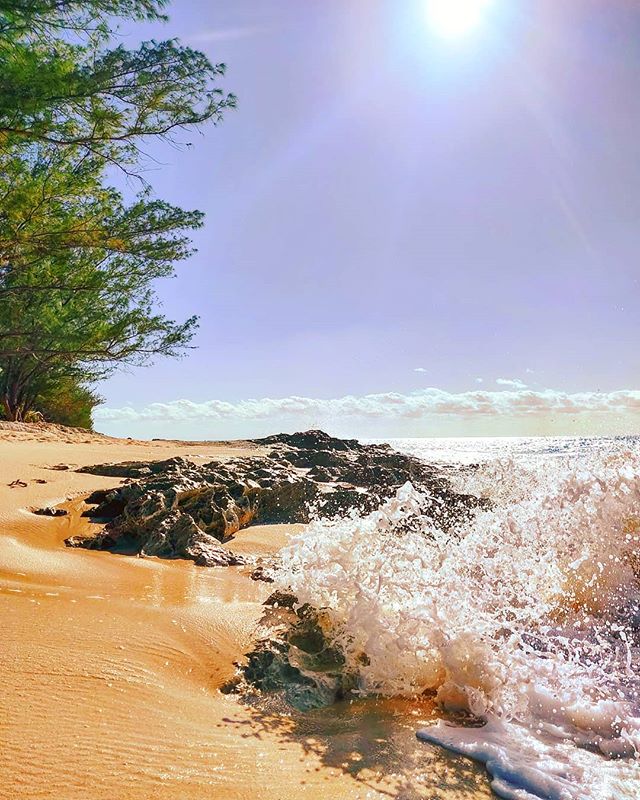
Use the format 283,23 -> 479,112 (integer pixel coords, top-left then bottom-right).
78,461 -> 157,478
81,488 -> 126,520
250,564 -> 276,583
255,430 -> 476,523
66,431 -> 482,566
222,604 -> 358,711
33,506 -> 68,517
264,590 -> 298,609
254,429 -> 359,451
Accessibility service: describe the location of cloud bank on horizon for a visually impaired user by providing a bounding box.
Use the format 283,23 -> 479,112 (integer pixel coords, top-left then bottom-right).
96,386 -> 640,432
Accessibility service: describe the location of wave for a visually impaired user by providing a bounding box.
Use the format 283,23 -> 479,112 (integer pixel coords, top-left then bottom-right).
273,441 -> 640,799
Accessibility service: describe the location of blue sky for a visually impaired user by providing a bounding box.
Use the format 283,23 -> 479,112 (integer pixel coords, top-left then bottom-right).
97,0 -> 640,439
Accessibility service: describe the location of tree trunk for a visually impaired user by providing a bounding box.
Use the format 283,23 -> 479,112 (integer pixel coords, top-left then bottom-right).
2,394 -> 13,420
2,385 -> 24,421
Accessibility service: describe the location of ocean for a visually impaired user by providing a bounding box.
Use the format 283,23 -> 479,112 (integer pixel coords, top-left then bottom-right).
274,436 -> 640,800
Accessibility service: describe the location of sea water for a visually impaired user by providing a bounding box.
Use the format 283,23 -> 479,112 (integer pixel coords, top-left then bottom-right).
274,436 -> 640,800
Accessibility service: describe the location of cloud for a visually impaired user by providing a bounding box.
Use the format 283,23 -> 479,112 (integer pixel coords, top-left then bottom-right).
186,26 -> 264,44
96,388 -> 640,424
496,378 -> 528,389
476,377 -> 484,384
413,367 -> 427,373
525,368 -> 535,374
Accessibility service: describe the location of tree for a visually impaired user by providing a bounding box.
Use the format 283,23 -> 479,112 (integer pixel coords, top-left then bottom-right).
0,148 -> 118,299
0,1 -> 235,168
4,374 -> 104,429
0,145 -> 199,301
0,149 -> 201,420
0,0 -> 235,426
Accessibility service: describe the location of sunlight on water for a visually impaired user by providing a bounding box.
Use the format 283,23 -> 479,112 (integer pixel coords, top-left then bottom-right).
274,437 -> 640,800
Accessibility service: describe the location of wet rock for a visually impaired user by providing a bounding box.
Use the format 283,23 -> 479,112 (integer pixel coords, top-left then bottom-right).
33,506 -> 67,517
221,639 -> 325,709
139,511 -> 244,566
67,430 -> 483,567
228,605 -> 359,710
264,590 -> 298,609
250,564 -> 275,583
65,527 -> 118,551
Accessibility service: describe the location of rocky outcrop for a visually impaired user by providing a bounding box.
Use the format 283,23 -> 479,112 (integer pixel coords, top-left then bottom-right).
222,603 -> 358,711
66,431 -> 482,566
254,429 -> 359,451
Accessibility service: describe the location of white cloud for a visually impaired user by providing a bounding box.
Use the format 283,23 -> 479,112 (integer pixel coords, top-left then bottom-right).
525,368 -> 535,374
95,388 -> 640,424
414,367 -> 427,373
496,378 -> 528,389
476,377 -> 484,384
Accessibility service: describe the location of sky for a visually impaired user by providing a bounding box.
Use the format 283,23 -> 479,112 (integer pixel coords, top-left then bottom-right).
96,0 -> 640,440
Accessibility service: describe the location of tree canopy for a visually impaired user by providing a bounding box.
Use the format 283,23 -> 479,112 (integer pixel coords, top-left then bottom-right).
0,146 -> 202,420
0,0 -> 233,423
0,1 -> 235,164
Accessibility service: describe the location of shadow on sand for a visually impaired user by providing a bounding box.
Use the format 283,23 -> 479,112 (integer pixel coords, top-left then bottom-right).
218,694 -> 493,799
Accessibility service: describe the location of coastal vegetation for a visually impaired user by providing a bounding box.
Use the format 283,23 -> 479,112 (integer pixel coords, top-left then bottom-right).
0,0 -> 234,423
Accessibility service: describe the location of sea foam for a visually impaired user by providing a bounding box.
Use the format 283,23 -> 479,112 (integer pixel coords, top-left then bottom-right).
274,439 -> 640,799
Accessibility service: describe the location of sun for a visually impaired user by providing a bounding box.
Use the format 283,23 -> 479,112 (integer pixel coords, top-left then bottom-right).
424,0 -> 493,40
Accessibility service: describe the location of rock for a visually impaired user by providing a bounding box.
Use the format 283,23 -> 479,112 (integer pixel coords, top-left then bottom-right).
254,430 -> 359,451
227,605 -> 359,710
139,511 -> 244,566
33,506 -> 67,517
67,430 -> 483,567
250,564 -> 275,583
306,465 -> 333,483
65,533 -> 104,549
78,461 -> 155,478
83,488 -> 111,505
82,489 -> 126,520
281,449 -> 344,469
264,590 -> 298,609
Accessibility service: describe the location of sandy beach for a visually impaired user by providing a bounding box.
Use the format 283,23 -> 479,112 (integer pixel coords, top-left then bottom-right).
0,423 -> 492,800
3,1 -> 639,797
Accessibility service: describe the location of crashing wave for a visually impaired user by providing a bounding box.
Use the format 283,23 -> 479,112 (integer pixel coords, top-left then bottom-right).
272,444 -> 640,799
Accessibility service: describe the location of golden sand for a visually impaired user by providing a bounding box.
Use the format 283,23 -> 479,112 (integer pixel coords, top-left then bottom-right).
0,425 -> 492,799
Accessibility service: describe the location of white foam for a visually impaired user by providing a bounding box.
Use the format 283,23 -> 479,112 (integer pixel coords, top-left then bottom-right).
275,440 -> 640,799
418,717 -> 639,800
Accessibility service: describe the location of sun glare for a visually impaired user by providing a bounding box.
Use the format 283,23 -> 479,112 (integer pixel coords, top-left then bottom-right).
424,0 -> 493,40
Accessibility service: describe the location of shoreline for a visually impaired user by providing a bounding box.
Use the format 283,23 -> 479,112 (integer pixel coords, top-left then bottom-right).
0,424 -> 492,800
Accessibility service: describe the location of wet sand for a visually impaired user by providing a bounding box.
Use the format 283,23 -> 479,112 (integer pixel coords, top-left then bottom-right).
0,425 -> 492,799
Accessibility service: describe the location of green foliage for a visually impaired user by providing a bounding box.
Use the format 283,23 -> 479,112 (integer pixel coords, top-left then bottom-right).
0,0 -> 235,165
0,147 -> 201,420
0,0 -> 234,425
0,146 -> 201,297
0,0 -> 166,34
0,370 -> 103,428
35,375 -> 103,429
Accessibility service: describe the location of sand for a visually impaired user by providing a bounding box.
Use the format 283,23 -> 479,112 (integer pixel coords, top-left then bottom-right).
0,423 -> 492,800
